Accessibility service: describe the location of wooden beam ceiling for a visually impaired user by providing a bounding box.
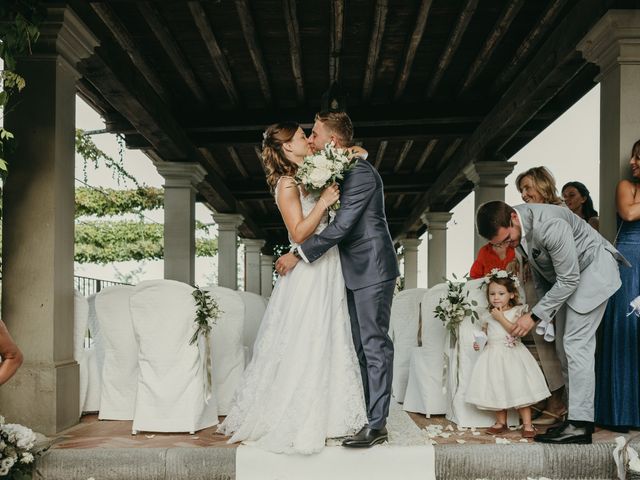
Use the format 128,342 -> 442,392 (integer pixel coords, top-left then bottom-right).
90,2 -> 169,103
394,0 -> 433,100
235,0 -> 272,105
362,0 -> 388,102
426,0 -> 479,98
329,0 -> 344,84
402,0 -> 610,234
188,1 -> 240,106
460,0 -> 525,94
392,140 -> 414,173
493,0 -> 569,93
374,140 -> 388,170
414,139 -> 438,173
283,0 -> 304,102
138,1 -> 207,104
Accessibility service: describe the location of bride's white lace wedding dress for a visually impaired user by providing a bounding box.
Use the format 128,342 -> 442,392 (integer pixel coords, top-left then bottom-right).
218,178 -> 367,454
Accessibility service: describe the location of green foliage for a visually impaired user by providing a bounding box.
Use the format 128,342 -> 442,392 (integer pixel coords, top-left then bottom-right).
74,221 -> 218,264
76,129 -> 139,186
189,287 -> 221,345
75,186 -> 164,217
0,0 -> 43,172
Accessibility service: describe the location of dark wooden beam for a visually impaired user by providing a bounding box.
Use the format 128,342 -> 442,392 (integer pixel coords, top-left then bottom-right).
329,0 -> 344,84
394,0 -> 434,100
426,0 -> 479,98
77,78 -> 115,119
403,0 -> 609,233
460,0 -> 525,94
362,0 -> 388,102
374,140 -> 388,170
434,138 -> 464,172
283,0 -> 304,102
235,0 -> 272,105
188,1 -> 240,105
138,1 -> 207,104
393,194 -> 405,210
414,139 -> 438,173
493,0 -> 568,93
199,147 -> 227,179
227,146 -> 250,178
90,2 -> 169,102
392,140 -> 414,173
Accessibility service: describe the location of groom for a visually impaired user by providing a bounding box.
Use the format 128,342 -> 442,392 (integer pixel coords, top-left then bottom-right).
476,200 -> 627,444
276,111 -> 399,448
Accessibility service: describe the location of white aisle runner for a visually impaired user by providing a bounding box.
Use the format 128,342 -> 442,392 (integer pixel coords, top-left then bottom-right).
236,402 -> 435,480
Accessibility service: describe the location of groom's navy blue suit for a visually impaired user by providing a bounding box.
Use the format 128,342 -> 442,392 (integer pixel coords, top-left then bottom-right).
299,158 -> 399,429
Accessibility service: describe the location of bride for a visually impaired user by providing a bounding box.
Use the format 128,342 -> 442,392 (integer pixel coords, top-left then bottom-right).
218,122 -> 367,454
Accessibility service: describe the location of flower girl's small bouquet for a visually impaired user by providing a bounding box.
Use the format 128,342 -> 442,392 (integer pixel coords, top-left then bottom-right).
295,142 -> 358,210
434,275 -> 479,344
0,415 -> 41,479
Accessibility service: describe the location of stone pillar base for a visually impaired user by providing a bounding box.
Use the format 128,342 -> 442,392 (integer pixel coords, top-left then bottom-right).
0,361 -> 79,435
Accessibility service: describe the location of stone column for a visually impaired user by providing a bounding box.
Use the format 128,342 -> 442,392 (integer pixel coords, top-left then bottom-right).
0,7 -> 98,434
212,213 -> 244,289
578,10 -> 640,242
421,212 -> 453,288
242,239 -> 265,294
154,162 -> 206,284
464,161 -> 516,254
398,237 -> 422,290
260,254 -> 275,297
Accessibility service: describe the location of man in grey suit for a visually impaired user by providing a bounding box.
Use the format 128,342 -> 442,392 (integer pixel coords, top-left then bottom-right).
276,111 -> 399,448
476,201 -> 627,444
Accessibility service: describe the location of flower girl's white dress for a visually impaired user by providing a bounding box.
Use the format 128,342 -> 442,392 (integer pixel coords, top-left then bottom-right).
465,305 -> 551,410
218,179 -> 366,454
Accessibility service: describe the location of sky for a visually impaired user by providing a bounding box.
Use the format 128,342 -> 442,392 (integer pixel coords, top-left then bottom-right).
74,85 -> 601,287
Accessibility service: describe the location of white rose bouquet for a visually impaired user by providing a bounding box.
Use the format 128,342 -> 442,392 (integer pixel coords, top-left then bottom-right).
295,142 -> 358,210
0,415 -> 41,479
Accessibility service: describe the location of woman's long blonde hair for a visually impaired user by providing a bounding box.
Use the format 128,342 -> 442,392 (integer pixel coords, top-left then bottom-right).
516,166 -> 563,205
261,122 -> 299,193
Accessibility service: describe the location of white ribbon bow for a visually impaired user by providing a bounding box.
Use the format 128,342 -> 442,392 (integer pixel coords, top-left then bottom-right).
627,295 -> 640,318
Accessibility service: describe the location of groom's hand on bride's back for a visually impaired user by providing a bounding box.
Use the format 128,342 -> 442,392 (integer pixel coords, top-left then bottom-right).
275,252 -> 300,276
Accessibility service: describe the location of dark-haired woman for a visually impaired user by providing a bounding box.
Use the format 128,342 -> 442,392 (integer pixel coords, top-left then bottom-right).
219,122 -> 367,453
595,139 -> 640,431
562,181 -> 599,231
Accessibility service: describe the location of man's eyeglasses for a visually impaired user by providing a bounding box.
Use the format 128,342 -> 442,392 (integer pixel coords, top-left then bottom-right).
490,222 -> 513,248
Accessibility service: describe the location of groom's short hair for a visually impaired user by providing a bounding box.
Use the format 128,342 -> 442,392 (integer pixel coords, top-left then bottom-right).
315,111 -> 354,147
476,201 -> 515,239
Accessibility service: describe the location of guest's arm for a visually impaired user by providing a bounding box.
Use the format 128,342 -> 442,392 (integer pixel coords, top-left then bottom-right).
0,320 -> 23,385
616,179 -> 640,222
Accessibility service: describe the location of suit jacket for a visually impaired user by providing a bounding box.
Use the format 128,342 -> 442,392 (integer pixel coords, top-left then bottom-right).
300,159 -> 399,290
514,203 -> 627,322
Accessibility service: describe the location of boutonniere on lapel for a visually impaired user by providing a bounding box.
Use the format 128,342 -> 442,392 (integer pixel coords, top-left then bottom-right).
532,248 -> 542,259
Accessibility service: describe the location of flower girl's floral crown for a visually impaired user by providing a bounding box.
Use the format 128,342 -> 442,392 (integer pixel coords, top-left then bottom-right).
483,268 -> 520,288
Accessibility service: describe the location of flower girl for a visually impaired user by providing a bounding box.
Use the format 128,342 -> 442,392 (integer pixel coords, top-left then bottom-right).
465,269 -> 550,438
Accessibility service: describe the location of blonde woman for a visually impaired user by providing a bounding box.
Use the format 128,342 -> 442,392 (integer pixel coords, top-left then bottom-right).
516,167 -> 563,205
514,166 -> 566,425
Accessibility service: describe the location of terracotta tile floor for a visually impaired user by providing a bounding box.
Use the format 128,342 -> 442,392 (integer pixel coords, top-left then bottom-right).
51,412 -> 625,449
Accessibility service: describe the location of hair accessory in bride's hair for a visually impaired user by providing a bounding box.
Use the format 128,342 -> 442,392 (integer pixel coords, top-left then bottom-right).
261,130 -> 269,149
484,268 -> 520,288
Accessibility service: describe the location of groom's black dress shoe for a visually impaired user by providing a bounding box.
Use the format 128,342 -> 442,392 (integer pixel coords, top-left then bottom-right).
342,426 -> 388,448
534,421 -> 592,444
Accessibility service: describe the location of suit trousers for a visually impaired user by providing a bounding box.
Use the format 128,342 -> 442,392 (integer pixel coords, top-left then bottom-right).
346,279 -> 395,430
554,300 -> 608,422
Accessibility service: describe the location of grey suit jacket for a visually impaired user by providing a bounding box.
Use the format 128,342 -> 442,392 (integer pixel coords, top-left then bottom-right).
300,159 -> 399,290
514,203 -> 627,322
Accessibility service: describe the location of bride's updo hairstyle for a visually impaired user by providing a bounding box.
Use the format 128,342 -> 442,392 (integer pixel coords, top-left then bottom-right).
261,122 -> 299,193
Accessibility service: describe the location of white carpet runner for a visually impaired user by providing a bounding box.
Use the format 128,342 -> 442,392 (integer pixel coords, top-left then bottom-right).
236,402 -> 435,480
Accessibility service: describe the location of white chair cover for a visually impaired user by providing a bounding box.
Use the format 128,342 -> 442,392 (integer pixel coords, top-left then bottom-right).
74,290 -> 89,417
445,279 -> 518,427
130,280 -> 218,433
83,294 -> 102,412
237,290 -> 267,365
204,286 -> 246,414
94,285 -> 138,420
389,288 -> 427,403
403,283 -> 448,416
